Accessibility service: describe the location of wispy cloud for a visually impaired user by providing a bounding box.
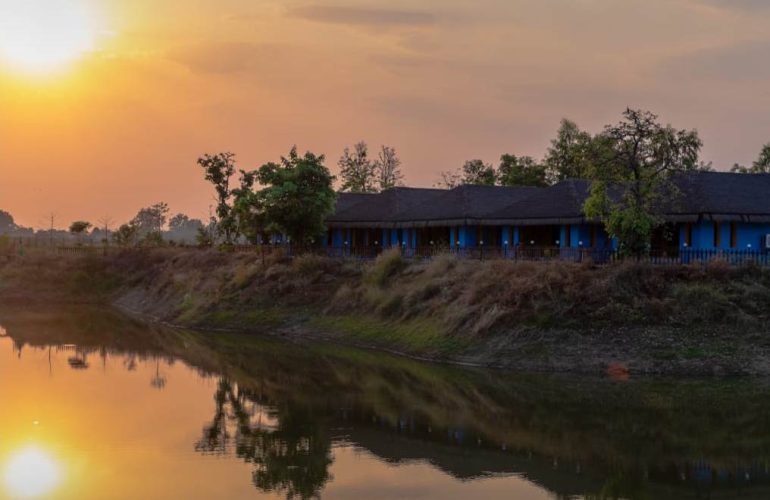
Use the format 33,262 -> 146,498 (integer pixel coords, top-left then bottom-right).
289,5 -> 435,27
658,39 -> 770,81
166,42 -> 286,74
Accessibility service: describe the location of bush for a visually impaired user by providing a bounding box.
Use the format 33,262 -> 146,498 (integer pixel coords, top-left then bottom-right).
365,249 -> 406,287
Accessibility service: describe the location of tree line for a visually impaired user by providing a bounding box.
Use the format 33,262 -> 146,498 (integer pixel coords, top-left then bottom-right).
6,108 -> 770,255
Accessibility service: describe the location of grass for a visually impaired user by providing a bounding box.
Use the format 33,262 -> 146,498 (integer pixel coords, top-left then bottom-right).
311,314 -> 470,354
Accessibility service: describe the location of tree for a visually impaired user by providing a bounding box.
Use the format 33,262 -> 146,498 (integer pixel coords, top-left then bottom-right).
253,146 -> 336,245
374,145 -> 404,191
69,221 -> 92,237
198,152 -> 239,244
0,210 -> 16,234
583,109 -> 702,256
731,143 -> 770,174
497,154 -> 549,187
460,159 -> 496,185
338,141 -> 377,193
435,170 -> 462,189
113,223 -> 139,247
544,119 -> 596,182
131,202 -> 169,244
167,213 -> 204,244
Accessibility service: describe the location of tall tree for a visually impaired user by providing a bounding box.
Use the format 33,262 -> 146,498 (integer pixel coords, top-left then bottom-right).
338,142 -> 377,193
0,210 -> 15,234
460,159 -> 496,185
132,202 -> 169,238
497,154 -> 548,187
435,170 -> 462,189
253,147 -> 336,245
731,143 -> 770,173
584,109 -> 702,256
198,152 -> 239,244
374,145 -> 403,191
544,119 -> 596,182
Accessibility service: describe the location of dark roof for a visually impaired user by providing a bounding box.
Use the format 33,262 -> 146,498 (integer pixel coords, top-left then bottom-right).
670,172 -> 770,222
327,187 -> 446,227
327,173 -> 770,228
393,185 -> 541,227
334,192 -> 378,214
482,179 -> 592,225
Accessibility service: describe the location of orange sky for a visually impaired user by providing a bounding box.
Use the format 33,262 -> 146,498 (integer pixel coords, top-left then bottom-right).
2,0 -> 770,228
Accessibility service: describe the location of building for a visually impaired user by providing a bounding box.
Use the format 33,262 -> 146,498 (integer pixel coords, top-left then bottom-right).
325,172 -> 770,258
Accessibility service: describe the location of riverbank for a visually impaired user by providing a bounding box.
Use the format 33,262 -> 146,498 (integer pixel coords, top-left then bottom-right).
2,249 -> 770,375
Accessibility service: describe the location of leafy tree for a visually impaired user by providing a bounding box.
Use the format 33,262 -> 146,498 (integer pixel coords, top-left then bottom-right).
69,221 -> 92,243
113,223 -> 139,247
131,202 -> 169,243
435,170 -> 462,189
338,141 -> 377,193
198,152 -> 239,244
253,147 -> 336,245
374,145 -> 404,191
0,210 -> 16,234
544,119 -> 596,182
731,143 -> 770,173
167,213 -> 204,244
497,154 -> 548,187
460,159 -> 496,185
584,109 -> 702,256
231,170 -> 266,245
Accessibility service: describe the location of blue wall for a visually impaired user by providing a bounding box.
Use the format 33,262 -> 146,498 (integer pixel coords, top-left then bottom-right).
682,221 -> 770,250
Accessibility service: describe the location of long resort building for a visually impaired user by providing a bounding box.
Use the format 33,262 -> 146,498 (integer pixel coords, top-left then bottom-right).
325,172 -> 770,260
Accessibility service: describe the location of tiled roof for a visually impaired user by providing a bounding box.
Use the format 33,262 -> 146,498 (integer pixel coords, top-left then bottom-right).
326,173 -> 770,227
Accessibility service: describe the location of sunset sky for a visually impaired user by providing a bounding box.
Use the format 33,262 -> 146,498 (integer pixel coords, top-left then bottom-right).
1,0 -> 770,228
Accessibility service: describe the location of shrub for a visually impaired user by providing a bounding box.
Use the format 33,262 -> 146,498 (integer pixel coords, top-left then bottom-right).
365,249 -> 406,287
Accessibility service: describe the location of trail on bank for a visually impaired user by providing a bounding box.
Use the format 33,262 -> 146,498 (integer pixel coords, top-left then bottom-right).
2,249 -> 770,375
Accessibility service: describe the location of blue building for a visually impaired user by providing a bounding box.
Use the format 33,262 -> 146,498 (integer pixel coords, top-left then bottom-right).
325,172 -> 770,258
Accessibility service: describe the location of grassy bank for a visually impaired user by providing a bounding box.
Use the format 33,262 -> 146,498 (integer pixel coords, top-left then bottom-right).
2,249 -> 770,374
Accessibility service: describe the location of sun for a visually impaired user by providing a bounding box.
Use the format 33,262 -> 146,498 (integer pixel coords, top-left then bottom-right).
2,446 -> 63,498
0,0 -> 97,74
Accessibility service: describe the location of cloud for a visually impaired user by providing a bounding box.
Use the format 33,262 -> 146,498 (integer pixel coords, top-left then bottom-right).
166,42 -> 287,74
693,0 -> 770,12
658,39 -> 770,81
290,5 -> 435,28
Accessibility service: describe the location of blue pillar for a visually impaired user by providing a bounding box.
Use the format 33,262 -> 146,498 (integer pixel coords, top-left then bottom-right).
513,226 -> 520,246
411,229 -> 417,249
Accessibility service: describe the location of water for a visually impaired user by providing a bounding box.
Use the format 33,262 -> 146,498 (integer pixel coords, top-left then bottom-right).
1,308 -> 769,499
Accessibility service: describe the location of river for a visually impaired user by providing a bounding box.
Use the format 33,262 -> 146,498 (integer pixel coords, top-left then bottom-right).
0,306 -> 768,499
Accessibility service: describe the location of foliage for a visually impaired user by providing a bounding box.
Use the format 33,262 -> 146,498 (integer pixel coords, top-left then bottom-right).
497,154 -> 548,187
198,152 -> 238,244
583,109 -> 702,256
0,210 -> 16,234
731,143 -> 770,173
460,159 -> 497,185
68,221 -> 92,235
131,202 -> 169,243
113,223 -> 139,247
253,146 -> 336,244
374,145 -> 403,191
544,118 -> 597,182
338,141 -> 377,193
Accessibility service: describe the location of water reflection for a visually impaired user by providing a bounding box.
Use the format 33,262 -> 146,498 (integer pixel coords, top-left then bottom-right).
3,307 -> 770,499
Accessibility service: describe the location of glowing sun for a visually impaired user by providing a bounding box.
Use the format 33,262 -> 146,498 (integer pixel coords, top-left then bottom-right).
0,0 -> 97,74
3,446 -> 63,498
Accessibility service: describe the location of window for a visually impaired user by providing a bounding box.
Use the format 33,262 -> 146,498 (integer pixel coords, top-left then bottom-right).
564,225 -> 572,247
730,222 -> 737,248
684,223 -> 693,247
590,225 -> 597,248
713,222 -> 721,248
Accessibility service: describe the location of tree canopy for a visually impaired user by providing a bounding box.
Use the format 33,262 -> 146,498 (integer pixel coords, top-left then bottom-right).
253,146 -> 336,245
584,108 -> 702,255
497,154 -> 549,187
731,143 -> 770,174
338,142 -> 376,193
198,152 -> 238,244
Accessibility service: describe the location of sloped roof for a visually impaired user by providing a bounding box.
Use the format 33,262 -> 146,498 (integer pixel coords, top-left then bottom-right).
671,172 -> 770,221
327,187 -> 446,227
393,184 -> 541,227
482,179 -> 592,225
327,173 -> 770,228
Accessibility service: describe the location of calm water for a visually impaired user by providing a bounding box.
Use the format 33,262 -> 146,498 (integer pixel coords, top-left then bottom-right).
1,308 -> 770,499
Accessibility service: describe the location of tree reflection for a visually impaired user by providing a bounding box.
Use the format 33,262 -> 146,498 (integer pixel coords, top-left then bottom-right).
196,378 -> 333,499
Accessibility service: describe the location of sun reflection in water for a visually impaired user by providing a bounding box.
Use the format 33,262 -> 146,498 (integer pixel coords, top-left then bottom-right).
2,446 -> 63,498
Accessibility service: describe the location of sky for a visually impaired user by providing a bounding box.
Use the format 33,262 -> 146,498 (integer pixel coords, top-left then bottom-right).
1,0 -> 770,228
